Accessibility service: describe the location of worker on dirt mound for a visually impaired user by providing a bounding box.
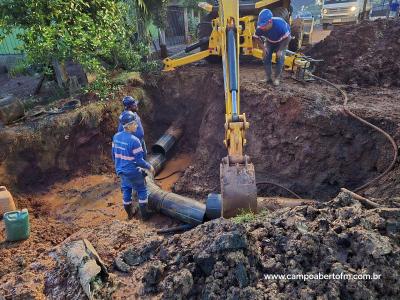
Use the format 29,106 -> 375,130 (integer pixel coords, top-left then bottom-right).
118,96 -> 147,159
254,8 -> 291,86
112,111 -> 155,221
389,0 -> 399,18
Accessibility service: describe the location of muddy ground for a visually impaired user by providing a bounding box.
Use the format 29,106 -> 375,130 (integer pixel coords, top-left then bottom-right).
1,21 -> 400,299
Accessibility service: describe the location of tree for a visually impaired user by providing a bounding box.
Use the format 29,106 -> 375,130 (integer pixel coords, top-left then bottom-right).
0,0 -> 133,73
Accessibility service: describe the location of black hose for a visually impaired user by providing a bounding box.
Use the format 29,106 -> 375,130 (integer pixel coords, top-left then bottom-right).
310,74 -> 398,193
256,181 -> 302,199
155,170 -> 184,181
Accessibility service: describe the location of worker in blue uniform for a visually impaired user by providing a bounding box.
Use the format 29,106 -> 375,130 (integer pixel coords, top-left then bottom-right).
112,111 -> 154,220
118,96 -> 147,159
254,9 -> 291,86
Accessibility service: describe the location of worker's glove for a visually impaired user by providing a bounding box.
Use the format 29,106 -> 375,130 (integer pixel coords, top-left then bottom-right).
149,165 -> 155,176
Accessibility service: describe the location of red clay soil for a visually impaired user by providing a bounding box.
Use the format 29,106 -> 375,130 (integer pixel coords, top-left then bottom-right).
307,19 -> 400,87
153,65 -> 400,201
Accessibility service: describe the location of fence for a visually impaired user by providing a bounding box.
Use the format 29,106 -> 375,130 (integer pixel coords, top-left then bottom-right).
0,29 -> 24,55
150,5 -> 201,52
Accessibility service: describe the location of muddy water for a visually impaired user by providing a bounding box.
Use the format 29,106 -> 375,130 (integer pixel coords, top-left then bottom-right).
155,153 -> 193,191
36,153 -> 193,228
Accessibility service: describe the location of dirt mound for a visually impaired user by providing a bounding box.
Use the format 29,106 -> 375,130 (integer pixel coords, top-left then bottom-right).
307,19 -> 400,87
115,192 -> 400,299
0,216 -> 76,298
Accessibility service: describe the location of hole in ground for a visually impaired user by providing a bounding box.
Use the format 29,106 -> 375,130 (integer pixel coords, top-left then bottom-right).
149,65 -> 392,200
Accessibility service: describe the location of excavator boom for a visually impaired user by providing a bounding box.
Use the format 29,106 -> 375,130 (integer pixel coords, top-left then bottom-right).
218,0 -> 257,218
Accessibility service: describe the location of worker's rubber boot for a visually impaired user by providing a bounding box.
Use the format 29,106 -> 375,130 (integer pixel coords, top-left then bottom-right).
274,66 -> 282,87
139,203 -> 152,221
124,204 -> 136,220
273,79 -> 280,86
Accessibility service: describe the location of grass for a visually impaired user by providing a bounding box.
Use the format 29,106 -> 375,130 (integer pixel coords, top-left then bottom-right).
232,209 -> 269,224
112,71 -> 144,86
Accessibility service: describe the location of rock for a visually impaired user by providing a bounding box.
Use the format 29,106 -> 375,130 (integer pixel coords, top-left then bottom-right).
234,263 -> 249,288
0,65 -> 7,74
142,262 -> 165,286
358,231 -> 393,258
210,231 -> 248,252
114,256 -> 130,273
162,269 -> 193,299
194,252 -> 215,276
122,239 -> 161,266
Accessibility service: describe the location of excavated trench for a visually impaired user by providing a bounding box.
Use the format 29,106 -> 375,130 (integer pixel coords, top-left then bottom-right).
149,65 -> 393,201
0,65 -> 393,201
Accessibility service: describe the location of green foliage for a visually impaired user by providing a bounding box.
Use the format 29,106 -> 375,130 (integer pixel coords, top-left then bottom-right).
8,60 -> 30,77
0,0 -> 132,73
84,75 -> 121,101
182,0 -> 203,10
1,0 -> 164,99
188,15 -> 200,39
130,0 -> 168,29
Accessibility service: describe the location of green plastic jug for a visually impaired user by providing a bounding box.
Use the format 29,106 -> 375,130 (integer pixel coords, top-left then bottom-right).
4,209 -> 30,242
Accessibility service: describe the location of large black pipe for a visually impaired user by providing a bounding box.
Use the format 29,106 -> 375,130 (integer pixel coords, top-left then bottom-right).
147,153 -> 167,174
151,122 -> 183,157
146,121 -> 207,225
147,178 -> 206,225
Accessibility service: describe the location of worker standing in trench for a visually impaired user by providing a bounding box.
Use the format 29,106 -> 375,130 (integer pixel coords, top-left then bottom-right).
253,9 -> 291,86
118,96 -> 147,159
112,111 -> 154,220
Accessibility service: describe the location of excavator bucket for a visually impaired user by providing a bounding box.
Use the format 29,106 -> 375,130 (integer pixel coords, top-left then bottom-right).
220,156 -> 257,218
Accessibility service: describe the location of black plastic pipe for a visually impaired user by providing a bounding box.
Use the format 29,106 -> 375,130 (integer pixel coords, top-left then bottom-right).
146,121 -> 207,225
147,153 -> 167,174
147,178 -> 206,225
151,124 -> 183,157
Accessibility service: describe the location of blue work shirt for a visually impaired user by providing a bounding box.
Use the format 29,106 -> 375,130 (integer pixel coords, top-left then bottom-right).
112,131 -> 151,177
118,111 -> 144,140
255,17 -> 291,43
390,1 -> 399,11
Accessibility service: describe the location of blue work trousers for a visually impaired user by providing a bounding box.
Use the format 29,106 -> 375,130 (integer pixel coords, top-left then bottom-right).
263,37 -> 290,80
120,174 -> 148,205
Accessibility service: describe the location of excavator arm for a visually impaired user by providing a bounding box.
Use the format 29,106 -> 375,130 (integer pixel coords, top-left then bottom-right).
161,1 -> 320,217
217,0 -> 257,218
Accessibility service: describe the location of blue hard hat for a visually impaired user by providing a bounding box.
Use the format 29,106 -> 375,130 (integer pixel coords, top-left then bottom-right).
120,111 -> 137,126
122,96 -> 138,107
257,9 -> 273,28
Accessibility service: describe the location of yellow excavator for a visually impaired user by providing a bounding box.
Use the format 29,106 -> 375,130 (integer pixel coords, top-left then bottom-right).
163,0 -> 318,217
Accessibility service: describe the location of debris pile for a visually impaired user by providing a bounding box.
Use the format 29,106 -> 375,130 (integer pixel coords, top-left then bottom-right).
308,19 -> 400,87
116,192 -> 400,299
